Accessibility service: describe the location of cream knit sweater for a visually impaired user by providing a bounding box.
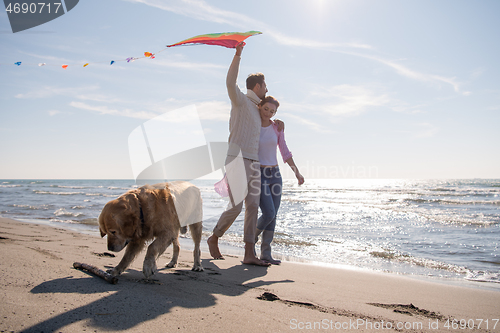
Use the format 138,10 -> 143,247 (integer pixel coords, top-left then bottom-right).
226,55 -> 261,161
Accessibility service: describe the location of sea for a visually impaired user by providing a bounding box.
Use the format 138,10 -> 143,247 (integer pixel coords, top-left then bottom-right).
1,179 -> 499,288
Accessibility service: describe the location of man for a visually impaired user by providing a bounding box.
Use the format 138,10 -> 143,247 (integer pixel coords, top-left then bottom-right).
207,43 -> 282,265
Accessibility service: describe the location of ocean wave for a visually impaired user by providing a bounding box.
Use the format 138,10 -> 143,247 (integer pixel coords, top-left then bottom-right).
403,198 -> 500,206
79,218 -> 98,226
413,211 -> 499,227
285,185 -> 499,196
50,185 -> 92,189
423,191 -> 498,197
11,204 -> 52,210
84,193 -> 119,197
47,218 -> 79,224
0,185 -> 22,188
370,251 -> 469,274
273,235 -> 316,247
370,251 -> 398,260
465,271 -> 500,284
1,211 -> 30,216
54,208 -> 85,218
34,190 -> 84,196
107,186 -> 133,190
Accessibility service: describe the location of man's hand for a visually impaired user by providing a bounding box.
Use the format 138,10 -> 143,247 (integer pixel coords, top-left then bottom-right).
274,119 -> 285,132
235,42 -> 244,57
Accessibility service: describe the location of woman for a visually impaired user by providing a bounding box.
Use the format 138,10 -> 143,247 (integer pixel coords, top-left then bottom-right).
256,96 -> 304,264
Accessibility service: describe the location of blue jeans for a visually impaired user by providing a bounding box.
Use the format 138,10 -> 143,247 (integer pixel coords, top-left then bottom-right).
257,166 -> 282,232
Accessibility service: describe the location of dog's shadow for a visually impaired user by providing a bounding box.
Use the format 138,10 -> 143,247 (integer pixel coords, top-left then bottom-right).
21,259 -> 293,332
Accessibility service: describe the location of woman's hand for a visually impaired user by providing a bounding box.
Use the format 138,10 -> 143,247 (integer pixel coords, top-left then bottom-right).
296,172 -> 305,185
274,119 -> 285,132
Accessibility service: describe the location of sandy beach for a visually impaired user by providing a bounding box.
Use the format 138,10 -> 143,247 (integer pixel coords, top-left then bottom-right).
0,217 -> 499,333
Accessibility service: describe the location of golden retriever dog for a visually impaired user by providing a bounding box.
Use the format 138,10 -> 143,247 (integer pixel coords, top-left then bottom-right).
99,181 -> 203,278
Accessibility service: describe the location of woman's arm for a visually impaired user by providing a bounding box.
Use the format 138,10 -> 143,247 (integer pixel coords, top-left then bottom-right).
273,122 -> 304,185
273,122 -> 292,162
285,157 -> 304,185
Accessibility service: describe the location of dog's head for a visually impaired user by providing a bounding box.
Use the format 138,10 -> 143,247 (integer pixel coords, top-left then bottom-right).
98,191 -> 142,252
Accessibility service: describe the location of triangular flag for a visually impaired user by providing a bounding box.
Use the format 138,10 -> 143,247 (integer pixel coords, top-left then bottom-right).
83,63 -> 89,67
15,62 -> 21,66
62,64 -> 68,69
38,63 -> 46,66
110,61 -> 115,65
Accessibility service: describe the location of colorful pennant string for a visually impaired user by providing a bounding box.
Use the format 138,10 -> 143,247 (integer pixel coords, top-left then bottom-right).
2,31 -> 262,70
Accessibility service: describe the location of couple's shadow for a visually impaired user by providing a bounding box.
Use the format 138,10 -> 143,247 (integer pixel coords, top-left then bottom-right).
22,259 -> 293,332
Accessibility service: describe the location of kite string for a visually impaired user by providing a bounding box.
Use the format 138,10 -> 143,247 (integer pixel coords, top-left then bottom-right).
0,46 -> 170,68
1,31 -> 261,68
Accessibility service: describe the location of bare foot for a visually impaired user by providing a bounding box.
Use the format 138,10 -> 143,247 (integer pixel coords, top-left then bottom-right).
207,235 -> 224,259
243,256 -> 271,266
243,242 -> 270,266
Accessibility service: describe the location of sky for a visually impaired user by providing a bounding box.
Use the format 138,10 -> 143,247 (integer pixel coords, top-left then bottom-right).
1,0 -> 499,180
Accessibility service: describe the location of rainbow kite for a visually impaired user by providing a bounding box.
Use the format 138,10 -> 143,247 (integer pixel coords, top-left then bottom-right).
167,31 -> 262,49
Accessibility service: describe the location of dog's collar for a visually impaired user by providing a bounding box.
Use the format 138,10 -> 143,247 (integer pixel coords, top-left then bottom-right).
134,193 -> 146,226
139,204 -> 145,226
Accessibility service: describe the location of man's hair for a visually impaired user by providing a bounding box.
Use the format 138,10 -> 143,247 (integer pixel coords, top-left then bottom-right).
258,95 -> 280,109
246,72 -> 265,90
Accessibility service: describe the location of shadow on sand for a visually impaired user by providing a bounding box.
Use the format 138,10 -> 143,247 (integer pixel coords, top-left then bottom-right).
22,259 -> 293,332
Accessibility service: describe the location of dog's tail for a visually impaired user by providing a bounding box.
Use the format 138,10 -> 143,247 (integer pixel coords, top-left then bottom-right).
180,226 -> 188,234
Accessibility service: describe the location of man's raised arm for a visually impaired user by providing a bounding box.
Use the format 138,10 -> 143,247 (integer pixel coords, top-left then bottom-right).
226,43 -> 244,103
